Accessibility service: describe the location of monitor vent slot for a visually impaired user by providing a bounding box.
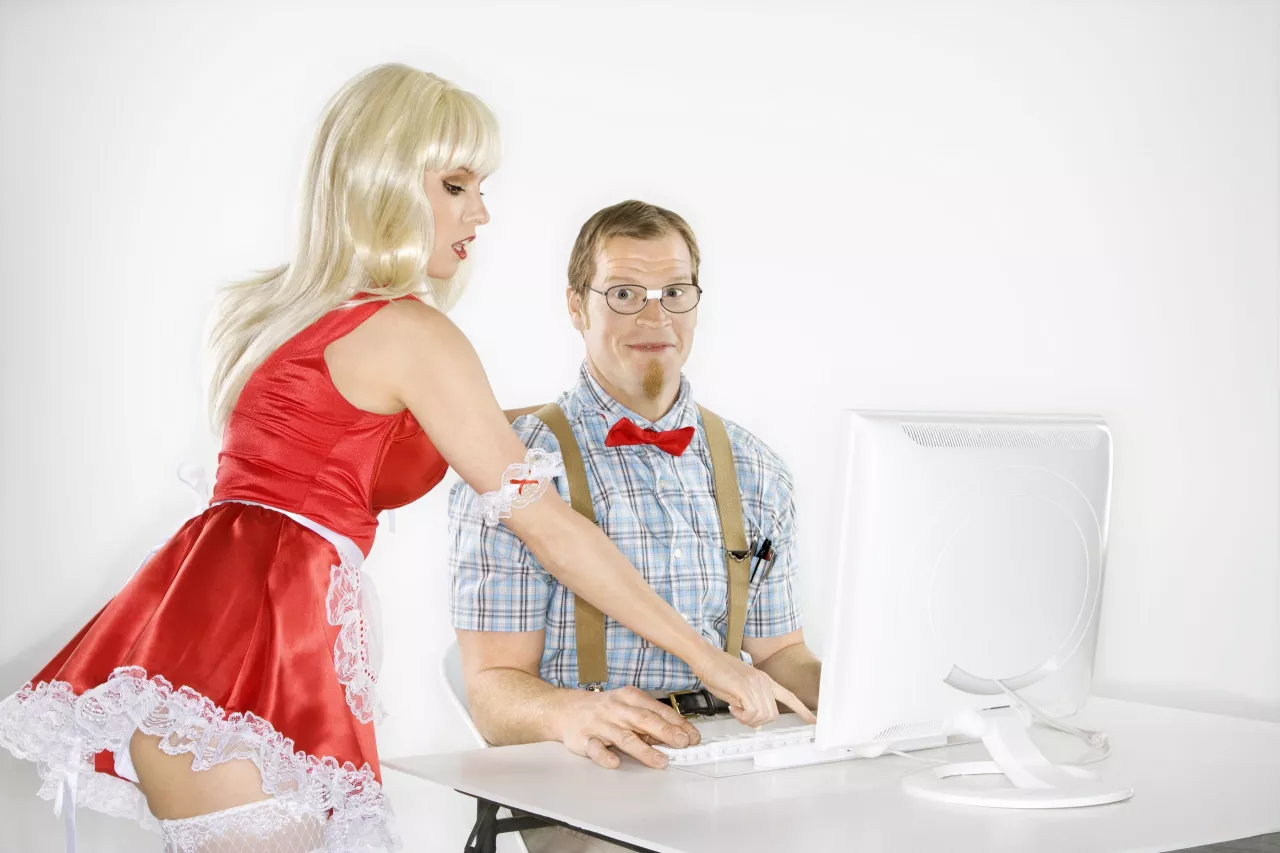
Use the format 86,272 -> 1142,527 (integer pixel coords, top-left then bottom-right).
902,422 -> 1101,450
873,720 -> 945,742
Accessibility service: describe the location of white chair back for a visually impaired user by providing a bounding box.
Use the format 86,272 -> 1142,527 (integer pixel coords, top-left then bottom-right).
440,641 -> 487,747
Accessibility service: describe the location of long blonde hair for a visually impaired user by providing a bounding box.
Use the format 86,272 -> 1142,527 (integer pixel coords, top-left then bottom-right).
207,63 -> 500,429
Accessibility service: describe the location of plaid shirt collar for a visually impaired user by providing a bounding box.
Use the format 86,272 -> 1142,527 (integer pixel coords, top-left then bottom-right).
568,361 -> 700,435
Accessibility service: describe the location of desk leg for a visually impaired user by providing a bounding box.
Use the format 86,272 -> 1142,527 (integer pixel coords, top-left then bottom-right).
464,798 -> 499,853
463,796 -> 551,852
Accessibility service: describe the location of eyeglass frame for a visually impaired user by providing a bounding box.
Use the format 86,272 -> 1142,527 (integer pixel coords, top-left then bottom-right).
585,282 -> 703,315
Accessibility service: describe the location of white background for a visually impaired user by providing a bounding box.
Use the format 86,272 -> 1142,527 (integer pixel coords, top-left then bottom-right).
1,1 -> 1276,849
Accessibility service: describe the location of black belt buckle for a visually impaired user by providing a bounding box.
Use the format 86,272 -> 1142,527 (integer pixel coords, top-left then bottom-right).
667,688 -> 728,718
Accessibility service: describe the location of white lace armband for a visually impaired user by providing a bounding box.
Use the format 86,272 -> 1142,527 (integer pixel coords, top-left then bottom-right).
477,448 -> 565,525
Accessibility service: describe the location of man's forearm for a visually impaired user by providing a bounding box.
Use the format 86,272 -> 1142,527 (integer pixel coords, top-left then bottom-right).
468,667 -> 581,746
756,645 -> 821,714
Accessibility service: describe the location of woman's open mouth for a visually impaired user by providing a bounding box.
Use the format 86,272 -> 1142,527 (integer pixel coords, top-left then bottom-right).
452,236 -> 475,260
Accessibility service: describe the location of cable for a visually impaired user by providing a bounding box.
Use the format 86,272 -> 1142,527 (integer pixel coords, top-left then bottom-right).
888,749 -> 948,766
993,679 -> 1111,766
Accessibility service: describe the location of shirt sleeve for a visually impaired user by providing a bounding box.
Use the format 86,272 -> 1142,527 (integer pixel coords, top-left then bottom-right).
744,459 -> 803,638
448,417 -> 563,632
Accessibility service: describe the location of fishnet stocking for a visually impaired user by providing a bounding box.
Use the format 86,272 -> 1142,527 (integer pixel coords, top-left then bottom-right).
159,798 -> 325,853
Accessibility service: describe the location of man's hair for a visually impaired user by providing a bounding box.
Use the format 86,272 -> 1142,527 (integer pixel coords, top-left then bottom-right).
567,200 -> 700,302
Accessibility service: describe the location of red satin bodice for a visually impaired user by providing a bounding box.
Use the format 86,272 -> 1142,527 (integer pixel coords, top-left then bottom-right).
212,296 -> 448,555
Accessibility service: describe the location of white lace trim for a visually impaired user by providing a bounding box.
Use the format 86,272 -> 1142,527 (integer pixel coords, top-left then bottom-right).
74,764 -> 161,829
0,666 -> 398,852
325,559 -> 382,725
477,449 -> 565,525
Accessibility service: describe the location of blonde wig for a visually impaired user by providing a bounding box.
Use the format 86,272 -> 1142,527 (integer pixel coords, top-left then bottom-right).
207,63 -> 500,429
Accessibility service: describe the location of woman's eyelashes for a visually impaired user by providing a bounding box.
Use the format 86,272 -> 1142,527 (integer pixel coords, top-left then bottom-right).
442,179 -> 484,197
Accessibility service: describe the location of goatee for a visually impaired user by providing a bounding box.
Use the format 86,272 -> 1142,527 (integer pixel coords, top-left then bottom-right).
641,360 -> 665,400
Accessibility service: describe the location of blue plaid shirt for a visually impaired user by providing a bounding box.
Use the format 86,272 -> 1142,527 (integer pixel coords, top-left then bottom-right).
448,363 -> 802,692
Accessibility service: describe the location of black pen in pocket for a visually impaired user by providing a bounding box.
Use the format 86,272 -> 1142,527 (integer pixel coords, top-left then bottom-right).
758,547 -> 778,584
749,538 -> 773,584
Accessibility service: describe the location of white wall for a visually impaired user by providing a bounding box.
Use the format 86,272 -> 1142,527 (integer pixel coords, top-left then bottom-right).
1,0 -> 1276,848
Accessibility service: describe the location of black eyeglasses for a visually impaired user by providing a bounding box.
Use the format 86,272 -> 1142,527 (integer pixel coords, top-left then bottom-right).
587,283 -> 702,315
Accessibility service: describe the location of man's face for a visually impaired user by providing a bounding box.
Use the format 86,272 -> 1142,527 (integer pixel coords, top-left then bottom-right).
569,232 -> 698,408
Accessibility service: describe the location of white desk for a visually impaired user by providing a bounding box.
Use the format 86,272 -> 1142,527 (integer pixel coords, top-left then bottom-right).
387,698 -> 1280,853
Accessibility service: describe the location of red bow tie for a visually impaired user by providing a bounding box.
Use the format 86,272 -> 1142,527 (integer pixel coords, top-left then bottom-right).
605,418 -> 696,456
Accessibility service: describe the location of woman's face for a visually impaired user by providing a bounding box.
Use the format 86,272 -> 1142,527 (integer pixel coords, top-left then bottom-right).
423,168 -> 490,279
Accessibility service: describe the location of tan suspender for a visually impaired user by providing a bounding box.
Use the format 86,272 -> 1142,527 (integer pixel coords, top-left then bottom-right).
698,405 -> 752,660
504,403 -> 750,688
531,403 -> 609,687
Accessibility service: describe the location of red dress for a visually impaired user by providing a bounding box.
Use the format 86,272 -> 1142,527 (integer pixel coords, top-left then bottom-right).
0,296 -> 446,851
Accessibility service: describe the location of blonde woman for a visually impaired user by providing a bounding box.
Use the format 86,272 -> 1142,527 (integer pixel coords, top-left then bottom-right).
0,65 -> 810,852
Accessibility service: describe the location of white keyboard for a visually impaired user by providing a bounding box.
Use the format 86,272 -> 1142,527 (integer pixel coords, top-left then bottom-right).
655,721 -> 951,769
655,724 -> 818,766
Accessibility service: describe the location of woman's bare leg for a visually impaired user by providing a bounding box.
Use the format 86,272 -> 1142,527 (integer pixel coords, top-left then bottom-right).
129,731 -> 324,852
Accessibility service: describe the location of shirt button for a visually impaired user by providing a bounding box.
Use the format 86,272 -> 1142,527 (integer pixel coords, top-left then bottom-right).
673,549 -> 682,560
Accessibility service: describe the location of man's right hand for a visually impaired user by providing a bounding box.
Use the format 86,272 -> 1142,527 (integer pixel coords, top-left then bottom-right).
558,686 -> 702,770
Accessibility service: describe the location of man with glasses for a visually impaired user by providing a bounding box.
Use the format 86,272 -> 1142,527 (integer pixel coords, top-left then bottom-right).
447,202 -> 821,847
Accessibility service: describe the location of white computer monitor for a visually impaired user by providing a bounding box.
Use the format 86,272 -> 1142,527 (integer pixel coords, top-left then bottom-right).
814,410 -> 1132,808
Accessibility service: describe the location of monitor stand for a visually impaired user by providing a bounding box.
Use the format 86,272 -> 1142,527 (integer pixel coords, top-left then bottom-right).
901,708 -> 1134,809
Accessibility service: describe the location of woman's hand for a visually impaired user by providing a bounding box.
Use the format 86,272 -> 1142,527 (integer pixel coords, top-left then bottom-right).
693,649 -> 816,727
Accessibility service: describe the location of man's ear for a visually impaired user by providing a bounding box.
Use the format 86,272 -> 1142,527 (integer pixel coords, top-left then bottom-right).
567,287 -> 589,331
